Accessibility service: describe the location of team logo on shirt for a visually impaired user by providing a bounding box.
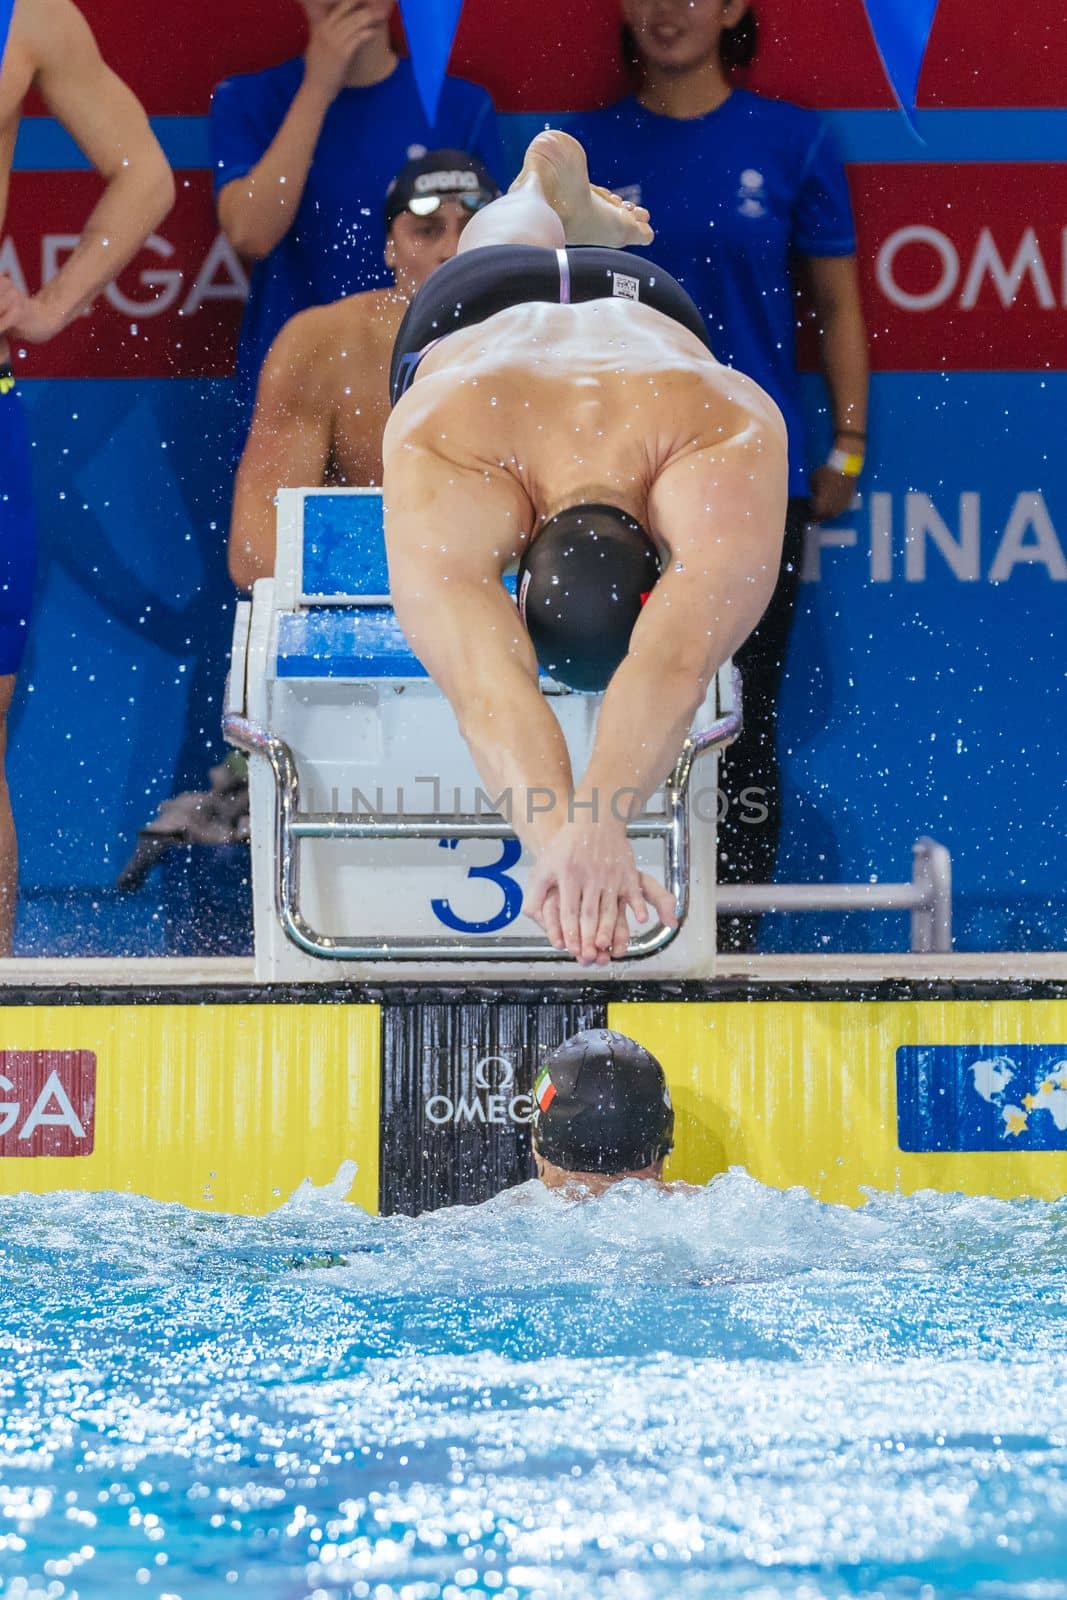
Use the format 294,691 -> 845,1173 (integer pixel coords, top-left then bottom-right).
737,168 -> 768,219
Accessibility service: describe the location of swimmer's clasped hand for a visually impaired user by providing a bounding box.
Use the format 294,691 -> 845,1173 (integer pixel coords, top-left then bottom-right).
523,821 -> 677,967
0,277 -> 65,344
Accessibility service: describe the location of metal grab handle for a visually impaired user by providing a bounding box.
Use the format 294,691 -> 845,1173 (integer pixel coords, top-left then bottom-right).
223,672 -> 741,963
716,837 -> 953,954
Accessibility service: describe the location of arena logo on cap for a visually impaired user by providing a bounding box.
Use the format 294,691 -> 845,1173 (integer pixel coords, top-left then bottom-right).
425,1054 -> 533,1127
414,169 -> 480,193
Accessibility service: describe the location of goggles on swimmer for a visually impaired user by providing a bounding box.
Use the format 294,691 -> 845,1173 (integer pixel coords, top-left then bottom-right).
403,192 -> 492,218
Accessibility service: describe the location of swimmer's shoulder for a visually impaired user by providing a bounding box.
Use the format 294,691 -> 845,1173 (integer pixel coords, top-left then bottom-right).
1,0 -> 54,112
12,0 -> 97,73
332,287 -> 408,348
696,360 -> 788,454
270,291 -> 396,364
260,291 -> 401,408
257,309 -> 336,413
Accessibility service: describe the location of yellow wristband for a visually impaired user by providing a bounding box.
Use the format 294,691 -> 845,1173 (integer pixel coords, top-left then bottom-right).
827,446 -> 864,478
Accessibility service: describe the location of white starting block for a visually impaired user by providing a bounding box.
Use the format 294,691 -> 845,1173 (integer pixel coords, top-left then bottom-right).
225,487 -> 742,982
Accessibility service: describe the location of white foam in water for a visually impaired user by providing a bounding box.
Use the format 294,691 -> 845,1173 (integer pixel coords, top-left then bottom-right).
0,1172 -> 1065,1599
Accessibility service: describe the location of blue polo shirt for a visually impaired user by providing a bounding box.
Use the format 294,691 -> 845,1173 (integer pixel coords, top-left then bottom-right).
569,90 -> 856,496
211,56 -> 503,434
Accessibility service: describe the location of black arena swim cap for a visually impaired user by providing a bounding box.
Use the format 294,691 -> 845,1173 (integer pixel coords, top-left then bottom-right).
384,149 -> 499,229
517,505 -> 661,692
532,1029 -> 675,1175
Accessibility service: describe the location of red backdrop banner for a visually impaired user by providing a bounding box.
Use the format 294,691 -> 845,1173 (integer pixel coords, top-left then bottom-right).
10,165 -> 1067,379
8,1 -> 1066,378
2,173 -> 242,377
34,0 -> 1067,115
848,164 -> 1067,372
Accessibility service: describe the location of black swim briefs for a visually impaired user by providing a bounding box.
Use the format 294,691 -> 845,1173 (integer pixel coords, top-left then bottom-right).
389,243 -> 710,405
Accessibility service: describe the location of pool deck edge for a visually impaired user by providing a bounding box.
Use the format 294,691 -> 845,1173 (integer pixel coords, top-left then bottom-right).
1,952 -> 1067,1003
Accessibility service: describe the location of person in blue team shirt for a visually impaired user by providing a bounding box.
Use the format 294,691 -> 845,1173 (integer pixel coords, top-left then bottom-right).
570,0 -> 869,950
210,0 -> 502,442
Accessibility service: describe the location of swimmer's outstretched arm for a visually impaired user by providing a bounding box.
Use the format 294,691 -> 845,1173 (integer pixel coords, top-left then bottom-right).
0,0 -> 173,344
524,420 -> 788,964
383,438 -> 578,861
229,312 -> 336,591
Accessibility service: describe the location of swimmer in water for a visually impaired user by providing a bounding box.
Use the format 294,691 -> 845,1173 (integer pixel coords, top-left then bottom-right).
228,150 -> 499,591
531,1029 -> 676,1195
382,130 -> 788,967
0,0 -> 174,951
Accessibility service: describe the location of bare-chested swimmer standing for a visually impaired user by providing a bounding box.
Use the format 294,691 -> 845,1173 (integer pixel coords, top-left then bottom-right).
383,131 -> 787,968
0,0 -> 174,950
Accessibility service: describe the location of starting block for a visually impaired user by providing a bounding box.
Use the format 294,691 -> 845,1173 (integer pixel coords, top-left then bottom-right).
225,488 -> 741,981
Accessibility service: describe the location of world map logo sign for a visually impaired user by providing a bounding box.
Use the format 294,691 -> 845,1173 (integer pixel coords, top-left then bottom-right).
897,1045 -> 1067,1152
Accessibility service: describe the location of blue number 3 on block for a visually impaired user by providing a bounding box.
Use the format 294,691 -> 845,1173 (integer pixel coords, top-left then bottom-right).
431,838 -> 524,934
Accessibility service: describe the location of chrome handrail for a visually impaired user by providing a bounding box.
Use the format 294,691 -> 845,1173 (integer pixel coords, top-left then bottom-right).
223,671 -> 742,963
715,837 -> 953,953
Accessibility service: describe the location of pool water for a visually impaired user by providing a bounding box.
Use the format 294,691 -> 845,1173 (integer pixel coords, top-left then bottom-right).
1,1168 -> 1065,1600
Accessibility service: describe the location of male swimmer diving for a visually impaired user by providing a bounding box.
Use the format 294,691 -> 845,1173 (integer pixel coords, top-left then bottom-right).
383,130 -> 787,967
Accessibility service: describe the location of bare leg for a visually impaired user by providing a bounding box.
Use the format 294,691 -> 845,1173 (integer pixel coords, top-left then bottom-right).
457,167 -> 567,254
0,676 -> 18,955
458,130 -> 653,256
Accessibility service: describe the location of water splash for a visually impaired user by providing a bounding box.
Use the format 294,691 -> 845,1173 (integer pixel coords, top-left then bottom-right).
0,1173 -> 1065,1598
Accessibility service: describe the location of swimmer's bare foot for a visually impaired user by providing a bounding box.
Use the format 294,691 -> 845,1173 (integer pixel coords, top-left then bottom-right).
512,129 -> 653,248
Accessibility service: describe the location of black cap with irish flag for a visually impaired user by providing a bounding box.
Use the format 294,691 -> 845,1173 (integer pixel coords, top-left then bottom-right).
531,1030 -> 675,1175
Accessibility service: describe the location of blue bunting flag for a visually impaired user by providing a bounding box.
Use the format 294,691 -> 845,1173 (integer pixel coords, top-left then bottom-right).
0,0 -> 15,81
397,0 -> 465,128
862,0 -> 941,133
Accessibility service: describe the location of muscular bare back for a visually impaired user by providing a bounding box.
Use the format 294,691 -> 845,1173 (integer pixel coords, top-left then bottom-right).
384,296 -> 783,570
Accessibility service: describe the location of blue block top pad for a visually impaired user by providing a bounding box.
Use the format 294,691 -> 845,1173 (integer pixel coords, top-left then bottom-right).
302,494 -> 390,597
286,493 -> 520,678
277,608 -> 428,679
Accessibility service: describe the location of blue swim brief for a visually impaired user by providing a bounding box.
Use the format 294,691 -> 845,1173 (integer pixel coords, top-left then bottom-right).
0,364 -> 37,675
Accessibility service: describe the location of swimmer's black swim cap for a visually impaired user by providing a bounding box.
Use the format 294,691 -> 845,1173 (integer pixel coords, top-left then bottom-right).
517,505 -> 661,692
531,1029 -> 675,1175
384,148 -> 499,229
